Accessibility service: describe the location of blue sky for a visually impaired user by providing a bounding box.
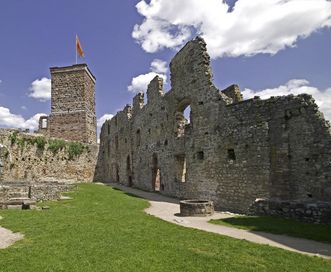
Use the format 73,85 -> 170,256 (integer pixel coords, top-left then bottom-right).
0,0 -> 331,133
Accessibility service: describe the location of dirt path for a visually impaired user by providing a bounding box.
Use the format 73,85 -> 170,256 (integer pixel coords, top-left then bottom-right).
0,223 -> 23,249
105,182 -> 331,260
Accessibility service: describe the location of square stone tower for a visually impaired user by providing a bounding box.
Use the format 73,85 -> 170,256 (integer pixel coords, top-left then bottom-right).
48,64 -> 97,144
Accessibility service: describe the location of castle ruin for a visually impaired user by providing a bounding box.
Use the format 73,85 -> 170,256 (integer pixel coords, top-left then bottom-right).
0,37 -> 330,223
97,37 -> 331,219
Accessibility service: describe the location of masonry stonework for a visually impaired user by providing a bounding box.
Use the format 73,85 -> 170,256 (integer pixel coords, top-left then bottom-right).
44,64 -> 97,144
97,37 -> 331,218
0,129 -> 98,184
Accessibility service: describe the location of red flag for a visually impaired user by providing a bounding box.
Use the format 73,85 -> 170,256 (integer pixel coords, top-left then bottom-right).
76,35 -> 85,58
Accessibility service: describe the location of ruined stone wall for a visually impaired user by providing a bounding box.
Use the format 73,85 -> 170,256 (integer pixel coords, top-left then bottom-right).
0,129 -> 98,184
48,64 -> 97,144
98,37 -> 331,213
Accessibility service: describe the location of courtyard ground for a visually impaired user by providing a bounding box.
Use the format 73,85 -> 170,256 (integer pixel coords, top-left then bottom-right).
0,183 -> 331,272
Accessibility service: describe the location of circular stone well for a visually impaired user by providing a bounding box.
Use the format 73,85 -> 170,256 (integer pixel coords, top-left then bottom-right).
179,200 -> 214,216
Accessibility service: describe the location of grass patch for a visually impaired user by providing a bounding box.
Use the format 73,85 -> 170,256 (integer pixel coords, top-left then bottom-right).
210,216 -> 331,243
0,184 -> 330,272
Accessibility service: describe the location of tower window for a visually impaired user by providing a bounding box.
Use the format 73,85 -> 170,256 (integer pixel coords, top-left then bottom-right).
227,149 -> 236,160
197,151 -> 204,160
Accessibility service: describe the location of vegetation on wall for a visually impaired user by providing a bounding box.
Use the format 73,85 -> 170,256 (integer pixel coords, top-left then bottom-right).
9,132 -> 47,151
68,142 -> 85,160
48,139 -> 66,154
8,131 -> 87,160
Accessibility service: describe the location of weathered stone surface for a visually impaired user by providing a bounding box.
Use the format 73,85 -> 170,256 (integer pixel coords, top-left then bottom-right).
249,198 -> 331,225
180,200 -> 214,217
0,129 -> 98,183
97,37 -> 331,216
39,64 -> 97,144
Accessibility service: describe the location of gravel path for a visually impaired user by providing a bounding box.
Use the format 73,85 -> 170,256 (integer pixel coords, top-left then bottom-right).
0,220 -> 24,249
105,182 -> 331,260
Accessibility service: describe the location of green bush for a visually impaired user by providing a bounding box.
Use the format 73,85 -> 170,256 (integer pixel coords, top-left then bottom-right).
48,139 -> 66,154
68,141 -> 85,160
9,131 -> 19,145
34,137 -> 46,150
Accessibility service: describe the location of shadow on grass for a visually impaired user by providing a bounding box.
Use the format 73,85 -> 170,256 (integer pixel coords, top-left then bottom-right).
104,182 -> 179,204
211,216 -> 331,244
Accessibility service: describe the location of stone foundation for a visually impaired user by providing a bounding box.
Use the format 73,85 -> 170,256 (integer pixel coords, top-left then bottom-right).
249,198 -> 331,225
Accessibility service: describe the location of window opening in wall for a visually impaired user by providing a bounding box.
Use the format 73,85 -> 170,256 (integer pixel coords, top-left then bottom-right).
175,100 -> 192,138
164,139 -> 168,146
108,123 -> 110,135
41,118 -> 48,129
175,154 -> 187,182
197,151 -> 204,160
227,149 -> 236,160
127,155 -> 133,187
183,106 -> 191,124
152,153 -> 161,191
136,129 -> 141,146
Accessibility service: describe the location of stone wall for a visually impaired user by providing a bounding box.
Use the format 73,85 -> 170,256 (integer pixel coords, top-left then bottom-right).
0,129 -> 98,184
97,37 -> 331,214
249,198 -> 331,225
0,182 -> 75,203
46,64 -> 97,144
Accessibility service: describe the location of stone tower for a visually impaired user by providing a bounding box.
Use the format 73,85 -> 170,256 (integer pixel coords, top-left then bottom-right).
48,64 -> 96,144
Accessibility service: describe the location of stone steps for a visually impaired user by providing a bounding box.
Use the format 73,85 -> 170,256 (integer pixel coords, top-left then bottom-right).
1,197 -> 36,210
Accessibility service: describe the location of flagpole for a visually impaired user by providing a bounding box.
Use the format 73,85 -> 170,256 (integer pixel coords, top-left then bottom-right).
75,35 -> 77,64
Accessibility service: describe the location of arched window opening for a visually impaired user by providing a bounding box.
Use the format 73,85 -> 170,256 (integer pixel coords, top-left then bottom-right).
175,99 -> 192,138
183,106 -> 191,124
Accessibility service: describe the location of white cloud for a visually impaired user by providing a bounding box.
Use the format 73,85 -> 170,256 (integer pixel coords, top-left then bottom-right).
132,0 -> 331,58
97,114 -> 114,128
29,77 -> 51,101
128,59 -> 168,93
0,80 -> 2,84
242,79 -> 331,121
0,106 -> 46,131
150,59 -> 168,74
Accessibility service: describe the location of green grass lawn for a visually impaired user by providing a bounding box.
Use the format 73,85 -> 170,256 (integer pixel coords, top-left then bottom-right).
0,184 -> 330,272
210,216 -> 331,243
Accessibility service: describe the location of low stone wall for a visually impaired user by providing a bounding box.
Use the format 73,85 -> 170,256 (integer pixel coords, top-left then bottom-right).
0,182 -> 75,202
250,198 -> 331,225
0,129 -> 98,184
180,200 -> 214,216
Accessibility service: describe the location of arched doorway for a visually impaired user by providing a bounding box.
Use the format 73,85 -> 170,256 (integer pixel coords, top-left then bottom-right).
111,163 -> 119,182
152,153 -> 161,191
127,155 -> 133,187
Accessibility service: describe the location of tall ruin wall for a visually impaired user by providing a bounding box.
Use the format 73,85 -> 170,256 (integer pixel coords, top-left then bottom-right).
0,129 -> 98,184
97,37 -> 331,214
